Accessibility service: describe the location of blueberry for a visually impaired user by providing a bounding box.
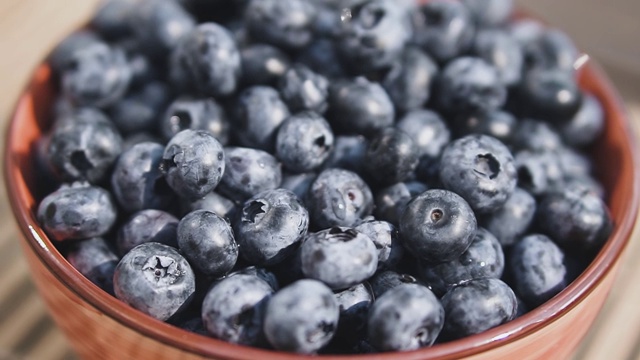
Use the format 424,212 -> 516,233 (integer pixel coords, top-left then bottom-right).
275,111 -> 334,173
121,132 -> 163,152
297,39 -> 347,79
336,0 -> 413,72
111,142 -> 176,213
511,118 -> 563,153
355,220 -> 403,270
228,266 -> 280,291
263,279 -> 339,354
382,47 -> 438,113
37,182 -> 117,241
113,242 -> 196,321
333,283 -> 373,346
61,42 -> 132,108
170,23 -> 241,97
48,108 -> 123,184
161,97 -> 229,144
482,187 -> 536,247
439,135 -> 517,213
368,283 -> 444,351
109,81 -> 171,135
232,86 -> 290,151
128,0 -> 196,57
535,187 -> 613,252
399,189 -> 477,263
557,93 -> 605,148
180,191 -> 237,220
461,0 -> 514,28
201,273 -> 274,346
280,172 -> 317,203
240,44 -> 291,86
66,237 -> 119,295
508,19 -> 545,48
472,29 -> 523,86
278,64 -> 329,113
234,189 -> 309,266
161,129 -> 225,201
440,278 -> 517,340
364,128 -> 420,186
244,0 -> 315,50
396,109 -> 450,158
517,67 -> 582,121
307,168 -> 374,228
91,0 -> 135,40
452,110 -> 517,145
301,227 -> 377,290
217,147 -> 282,202
321,135 -> 369,175
436,57 -> 507,115
514,150 -> 564,196
416,228 -> 504,297
327,77 -> 394,136
508,234 -> 567,307
117,209 -> 179,256
413,0 -> 475,63
374,181 -> 429,226
368,270 -> 423,298
48,30 -> 101,75
177,210 -> 238,277
523,29 -> 579,73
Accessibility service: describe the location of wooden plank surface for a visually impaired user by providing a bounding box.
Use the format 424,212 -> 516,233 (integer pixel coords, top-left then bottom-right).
0,1 -> 639,360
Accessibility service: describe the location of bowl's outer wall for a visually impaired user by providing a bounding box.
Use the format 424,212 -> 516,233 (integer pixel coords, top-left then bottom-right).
5,41 -> 639,360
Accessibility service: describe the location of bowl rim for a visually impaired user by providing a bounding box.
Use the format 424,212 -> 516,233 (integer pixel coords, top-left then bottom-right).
4,31 -> 640,360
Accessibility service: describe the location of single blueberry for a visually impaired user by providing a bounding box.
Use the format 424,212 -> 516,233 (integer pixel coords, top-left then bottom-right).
240,44 -> 291,87
368,270 -> 424,299
472,29 -> 523,86
461,0 -> 514,27
557,93 -> 605,148
275,111 -> 334,173
263,279 -> 339,354
382,46 -> 438,113
48,30 -> 101,75
232,86 -> 290,151
217,147 -> 282,202
307,168 -> 374,229
301,227 -> 378,290
413,0 -> 475,63
481,187 -> 536,247
514,150 -> 564,196
439,135 -> 517,213
396,109 -> 450,158
536,187 -> 613,252
48,108 -> 123,184
326,77 -> 394,136
321,135 -> 369,175
180,191 -> 237,220
280,172 -> 317,203
201,273 -> 274,346
234,189 -> 309,266
244,0 -> 315,50
113,242 -> 196,321
109,81 -> 171,135
332,283 -> 373,346
523,28 -> 579,73
37,182 -> 118,241
415,228 -> 505,297
436,57 -> 507,115
508,234 -> 567,307
355,220 -> 404,270
511,118 -> 563,152
399,189 -> 477,263
368,283 -> 444,351
66,237 -> 119,295
161,129 -> 226,201
91,0 -> 135,40
363,127 -> 420,186
161,97 -> 229,144
111,142 -> 176,213
508,19 -> 545,49
374,181 -> 429,226
278,64 -> 329,114
297,38 -> 347,79
61,42 -> 132,108
452,110 -> 517,146
117,209 -> 179,256
177,210 -> 239,277
517,67 -> 582,122
440,278 -> 517,340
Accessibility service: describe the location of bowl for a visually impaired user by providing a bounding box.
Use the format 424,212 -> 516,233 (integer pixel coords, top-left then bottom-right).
4,10 -> 640,360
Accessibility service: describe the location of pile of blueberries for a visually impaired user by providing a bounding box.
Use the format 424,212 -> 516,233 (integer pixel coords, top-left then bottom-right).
35,0 -> 613,354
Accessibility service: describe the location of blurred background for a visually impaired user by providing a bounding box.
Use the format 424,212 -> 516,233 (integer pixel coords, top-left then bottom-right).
0,0 -> 638,359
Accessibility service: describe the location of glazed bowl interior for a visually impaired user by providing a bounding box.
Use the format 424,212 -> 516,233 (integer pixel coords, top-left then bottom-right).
4,31 -> 640,360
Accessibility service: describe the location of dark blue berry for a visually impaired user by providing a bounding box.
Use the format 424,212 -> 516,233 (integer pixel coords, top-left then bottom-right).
109,81 -> 171,135
240,44 -> 291,87
321,135 -> 369,175
452,110 -> 517,145
161,97 -> 229,144
217,147 -> 282,202
472,29 -> 523,86
48,30 -> 100,75
396,109 -> 450,158
91,0 -> 135,40
482,187 -> 536,247
280,172 -> 317,203
557,93 -> 604,148
180,191 -> 237,220
275,111 -> 334,173
244,0 -> 315,50
117,209 -> 179,256
514,150 -> 564,196
113,242 -> 196,321
364,127 -> 420,186
297,39 -> 346,79
333,283 -> 373,346
399,189 -> 477,263
374,181 -> 429,226
368,270 -> 423,298
523,29 -> 579,73
512,118 -> 563,152
461,0 -> 514,28
66,237 -> 119,295
517,67 -> 582,121
382,46 -> 438,113
355,220 -> 403,270
278,64 -> 329,114
232,86 -> 290,151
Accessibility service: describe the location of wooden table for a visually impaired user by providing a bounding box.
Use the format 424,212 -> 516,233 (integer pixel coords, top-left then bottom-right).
0,1 -> 639,359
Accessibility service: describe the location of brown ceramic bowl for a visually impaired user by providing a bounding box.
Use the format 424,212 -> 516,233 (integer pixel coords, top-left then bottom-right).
4,14 -> 640,360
